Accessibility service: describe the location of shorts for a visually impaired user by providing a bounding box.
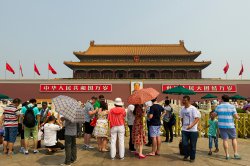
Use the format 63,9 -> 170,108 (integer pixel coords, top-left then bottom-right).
219,128 -> 236,140
4,127 -> 18,143
149,126 -> 161,137
24,126 -> 38,140
18,123 -> 24,139
84,122 -> 94,134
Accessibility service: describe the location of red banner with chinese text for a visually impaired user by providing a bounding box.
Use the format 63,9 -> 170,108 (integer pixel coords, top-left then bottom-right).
162,84 -> 237,93
40,84 -> 112,92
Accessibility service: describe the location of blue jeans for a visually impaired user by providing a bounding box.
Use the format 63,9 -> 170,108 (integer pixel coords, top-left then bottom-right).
209,135 -> 218,149
182,131 -> 198,160
4,127 -> 18,143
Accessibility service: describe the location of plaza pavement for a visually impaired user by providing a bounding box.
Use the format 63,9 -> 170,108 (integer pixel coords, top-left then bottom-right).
0,136 -> 249,166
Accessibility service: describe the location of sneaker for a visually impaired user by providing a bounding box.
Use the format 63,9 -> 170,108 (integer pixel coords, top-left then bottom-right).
190,159 -> 195,163
71,160 -> 78,164
120,157 -> 125,160
226,155 -> 231,160
33,150 -> 39,154
24,150 -> 29,155
208,151 -> 212,155
19,147 -> 25,153
234,154 -> 241,160
81,145 -> 88,150
88,145 -> 95,149
183,157 -> 189,161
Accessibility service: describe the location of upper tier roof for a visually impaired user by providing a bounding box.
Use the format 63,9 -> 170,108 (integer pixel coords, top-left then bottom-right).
73,40 -> 201,57
64,61 -> 211,69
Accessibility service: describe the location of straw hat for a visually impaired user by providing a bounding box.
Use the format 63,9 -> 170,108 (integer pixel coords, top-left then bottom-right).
114,98 -> 124,106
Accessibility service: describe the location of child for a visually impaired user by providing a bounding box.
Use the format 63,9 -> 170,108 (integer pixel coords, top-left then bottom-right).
207,111 -> 219,155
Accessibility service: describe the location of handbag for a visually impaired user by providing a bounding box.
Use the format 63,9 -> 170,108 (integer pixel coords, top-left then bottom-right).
90,117 -> 97,127
57,127 -> 65,140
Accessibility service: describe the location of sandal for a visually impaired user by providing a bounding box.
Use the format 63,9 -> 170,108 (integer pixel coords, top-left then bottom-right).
146,153 -> 155,156
102,149 -> 109,152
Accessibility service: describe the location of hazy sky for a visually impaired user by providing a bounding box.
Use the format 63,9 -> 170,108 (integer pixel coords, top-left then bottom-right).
1,0 -> 250,79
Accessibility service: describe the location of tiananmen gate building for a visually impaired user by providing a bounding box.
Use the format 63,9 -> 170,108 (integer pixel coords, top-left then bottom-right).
64,40 -> 211,79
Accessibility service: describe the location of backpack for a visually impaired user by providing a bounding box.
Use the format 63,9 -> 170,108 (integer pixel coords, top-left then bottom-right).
168,105 -> 176,125
23,106 -> 36,128
169,112 -> 176,126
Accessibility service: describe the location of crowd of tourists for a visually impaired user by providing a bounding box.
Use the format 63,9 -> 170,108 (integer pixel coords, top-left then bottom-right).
0,94 -> 244,165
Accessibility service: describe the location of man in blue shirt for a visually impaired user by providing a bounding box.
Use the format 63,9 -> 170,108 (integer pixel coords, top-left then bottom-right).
214,95 -> 241,160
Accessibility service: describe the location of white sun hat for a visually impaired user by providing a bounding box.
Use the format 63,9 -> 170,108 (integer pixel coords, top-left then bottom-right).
114,98 -> 124,106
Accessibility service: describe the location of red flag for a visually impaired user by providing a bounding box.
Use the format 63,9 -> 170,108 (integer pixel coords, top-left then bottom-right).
48,63 -> 57,74
239,64 -> 244,76
6,63 -> 15,74
223,61 -> 229,74
20,64 -> 23,77
34,63 -> 41,76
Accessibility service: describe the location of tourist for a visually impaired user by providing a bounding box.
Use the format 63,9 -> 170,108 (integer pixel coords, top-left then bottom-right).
40,102 -> 51,125
180,96 -> 200,162
132,104 -> 146,159
93,99 -> 109,152
44,115 -> 64,155
126,104 -> 136,152
83,96 -> 98,150
213,95 -> 241,160
162,100 -> 174,143
61,117 -> 77,166
145,101 -> 153,147
207,111 -> 219,155
94,95 -> 105,110
147,98 -> 164,156
21,98 -> 41,155
18,102 -> 28,153
108,98 -> 126,160
38,102 -> 51,148
2,98 -> 21,155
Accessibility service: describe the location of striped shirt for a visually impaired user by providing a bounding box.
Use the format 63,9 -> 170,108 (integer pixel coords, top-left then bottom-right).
3,104 -> 20,127
215,102 -> 237,129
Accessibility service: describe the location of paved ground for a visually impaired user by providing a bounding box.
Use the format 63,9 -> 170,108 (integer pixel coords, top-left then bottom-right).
0,136 -> 249,166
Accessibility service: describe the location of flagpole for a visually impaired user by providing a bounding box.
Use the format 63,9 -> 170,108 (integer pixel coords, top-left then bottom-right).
48,61 -> 50,80
5,61 -> 6,80
18,60 -> 20,79
34,61 -> 35,79
241,60 -> 243,80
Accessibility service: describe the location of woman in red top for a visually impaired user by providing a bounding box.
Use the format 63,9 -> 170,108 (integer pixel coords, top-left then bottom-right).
108,98 -> 126,160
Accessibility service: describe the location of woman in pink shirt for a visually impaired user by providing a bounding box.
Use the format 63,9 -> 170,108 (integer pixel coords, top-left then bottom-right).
108,98 -> 126,160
